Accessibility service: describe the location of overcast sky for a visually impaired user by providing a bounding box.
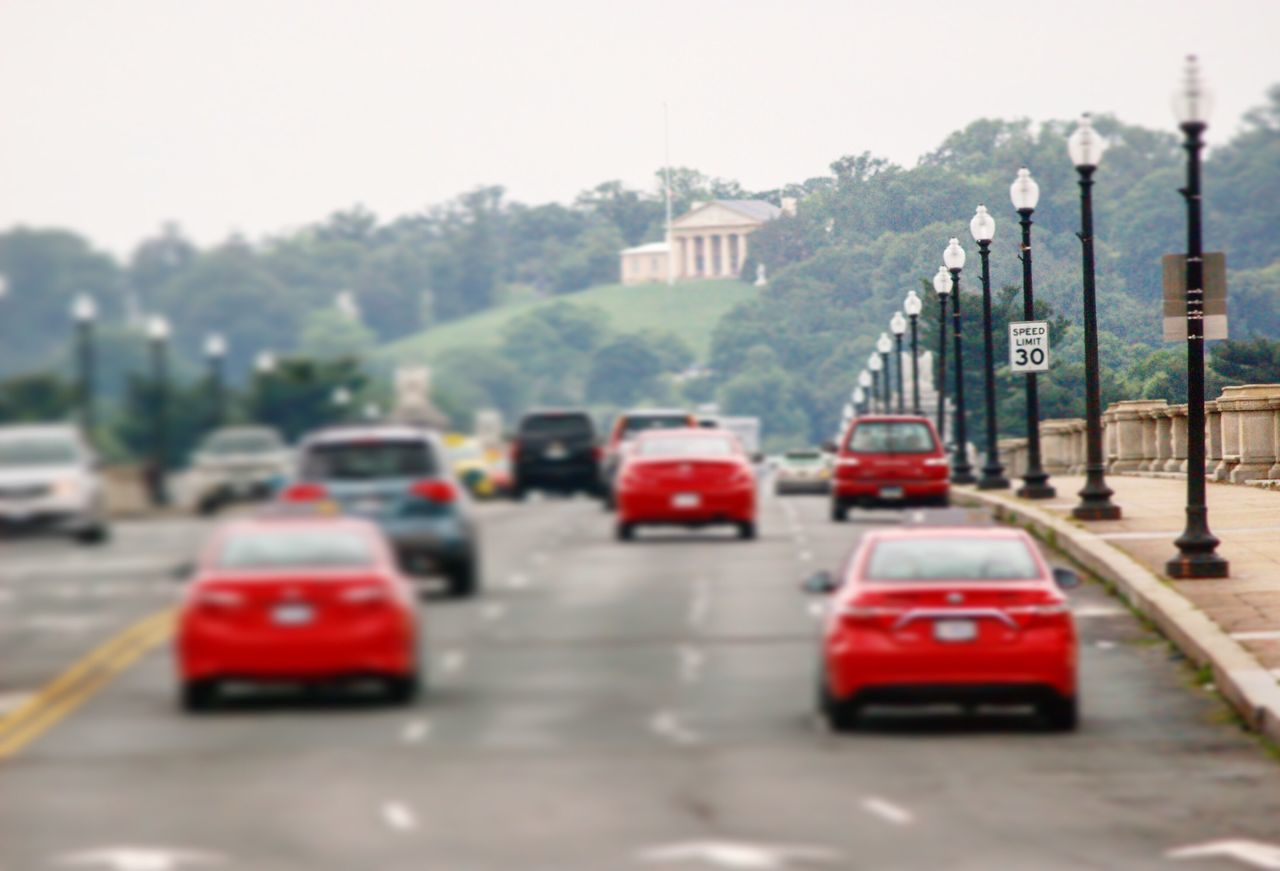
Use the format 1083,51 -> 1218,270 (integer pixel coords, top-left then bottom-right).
2,0 -> 1278,256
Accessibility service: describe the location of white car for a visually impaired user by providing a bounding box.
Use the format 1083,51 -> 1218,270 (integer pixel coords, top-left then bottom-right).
186,426 -> 292,515
0,424 -> 108,543
773,448 -> 833,495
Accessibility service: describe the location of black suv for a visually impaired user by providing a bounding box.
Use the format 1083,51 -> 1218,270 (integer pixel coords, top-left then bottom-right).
511,411 -> 601,498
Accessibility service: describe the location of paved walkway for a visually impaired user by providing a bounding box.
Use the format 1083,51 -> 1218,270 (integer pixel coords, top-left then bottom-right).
994,474 -> 1280,673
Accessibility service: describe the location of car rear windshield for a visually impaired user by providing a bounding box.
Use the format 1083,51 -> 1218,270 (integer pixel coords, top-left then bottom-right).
847,421 -> 937,454
637,436 -> 735,458
520,414 -> 594,437
0,437 -> 79,468
621,415 -> 689,436
784,451 -> 823,464
216,529 -> 375,569
865,537 -> 1040,581
302,440 -> 438,481
203,430 -> 282,455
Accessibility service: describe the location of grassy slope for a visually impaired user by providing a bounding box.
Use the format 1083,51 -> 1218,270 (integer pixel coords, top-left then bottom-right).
378,279 -> 756,365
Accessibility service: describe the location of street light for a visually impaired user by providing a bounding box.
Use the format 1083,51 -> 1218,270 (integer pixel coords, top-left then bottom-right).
204,333 -> 227,428
857,370 -> 873,415
1068,113 -> 1121,520
890,312 -> 907,414
1010,168 -> 1056,499
70,293 -> 98,440
932,266 -> 951,440
970,205 -> 1009,490
903,291 -> 923,415
875,332 -> 893,413
146,315 -> 171,506
1167,56 -> 1228,579
867,352 -> 883,415
852,386 -> 866,417
255,350 -> 277,375
943,238 -> 975,484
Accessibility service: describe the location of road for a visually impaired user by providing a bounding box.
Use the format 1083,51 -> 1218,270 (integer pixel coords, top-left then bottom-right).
2,492 -> 1280,870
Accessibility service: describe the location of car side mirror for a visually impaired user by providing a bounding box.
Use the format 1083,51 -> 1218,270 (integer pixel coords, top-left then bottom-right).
172,561 -> 195,583
801,570 -> 839,595
1052,567 -> 1081,590
822,441 -> 837,453
750,452 -> 764,464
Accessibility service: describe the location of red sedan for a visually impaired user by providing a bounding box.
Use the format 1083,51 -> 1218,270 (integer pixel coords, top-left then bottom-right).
175,515 -> 420,711
806,527 -> 1079,730
830,415 -> 950,520
615,428 -> 757,541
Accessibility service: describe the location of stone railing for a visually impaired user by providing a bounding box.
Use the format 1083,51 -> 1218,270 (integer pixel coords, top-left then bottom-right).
995,384 -> 1280,489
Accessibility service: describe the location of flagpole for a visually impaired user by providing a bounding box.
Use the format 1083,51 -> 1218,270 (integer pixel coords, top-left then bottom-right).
664,102 -> 675,286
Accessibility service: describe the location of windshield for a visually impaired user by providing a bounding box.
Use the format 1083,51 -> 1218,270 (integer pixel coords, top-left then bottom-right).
637,436 -> 735,458
0,437 -> 80,468
202,430 -> 282,456
520,415 -> 593,437
302,440 -> 438,481
847,421 -> 937,454
216,529 -> 375,569
865,537 -> 1040,581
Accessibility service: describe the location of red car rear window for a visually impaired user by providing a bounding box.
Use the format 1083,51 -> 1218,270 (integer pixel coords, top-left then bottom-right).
637,436 -> 736,458
847,422 -> 937,454
217,529 -> 375,570
865,537 -> 1040,581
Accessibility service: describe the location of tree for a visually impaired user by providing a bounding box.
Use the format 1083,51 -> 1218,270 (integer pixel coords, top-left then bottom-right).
242,357 -> 368,441
0,373 -> 76,423
299,309 -> 377,358
585,335 -> 664,405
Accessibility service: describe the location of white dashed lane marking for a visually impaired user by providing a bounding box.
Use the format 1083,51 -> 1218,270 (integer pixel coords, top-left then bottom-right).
401,719 -> 432,744
381,801 -> 418,832
861,797 -> 914,826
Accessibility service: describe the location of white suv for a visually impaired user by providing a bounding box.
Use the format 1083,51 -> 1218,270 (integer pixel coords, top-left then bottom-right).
0,424 -> 109,543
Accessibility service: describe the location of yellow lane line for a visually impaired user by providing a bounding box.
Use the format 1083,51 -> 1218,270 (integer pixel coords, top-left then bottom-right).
0,609 -> 175,761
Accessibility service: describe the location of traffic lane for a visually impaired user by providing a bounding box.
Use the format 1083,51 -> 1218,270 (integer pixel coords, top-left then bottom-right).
2,495 -> 1280,869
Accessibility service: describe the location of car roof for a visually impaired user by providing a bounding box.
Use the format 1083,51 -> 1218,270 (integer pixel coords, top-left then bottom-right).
522,409 -> 592,418
0,423 -> 81,440
633,426 -> 730,439
218,514 -> 382,536
208,425 -> 281,436
849,415 -> 934,424
300,425 -> 443,446
620,408 -> 691,419
863,526 -> 1030,543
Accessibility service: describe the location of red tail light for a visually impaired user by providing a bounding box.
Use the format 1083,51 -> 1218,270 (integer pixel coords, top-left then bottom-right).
411,479 -> 457,503
510,441 -> 522,462
281,482 -> 328,502
340,585 -> 392,607
191,588 -> 246,611
593,445 -> 603,462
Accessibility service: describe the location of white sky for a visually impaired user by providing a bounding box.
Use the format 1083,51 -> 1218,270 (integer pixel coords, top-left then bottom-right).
2,0 -> 1278,256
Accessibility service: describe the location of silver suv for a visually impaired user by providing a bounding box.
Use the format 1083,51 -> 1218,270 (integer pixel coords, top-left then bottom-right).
0,424 -> 108,544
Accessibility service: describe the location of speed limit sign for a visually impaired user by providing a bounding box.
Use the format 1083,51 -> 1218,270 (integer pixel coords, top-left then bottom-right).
1009,321 -> 1050,373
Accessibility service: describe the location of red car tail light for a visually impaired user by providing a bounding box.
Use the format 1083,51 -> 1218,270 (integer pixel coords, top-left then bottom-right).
340,585 -> 392,606
837,603 -> 906,625
411,479 -> 457,503
593,445 -> 604,462
281,482 -> 328,502
191,588 -> 246,611
923,457 -> 950,467
1005,601 -> 1072,626
834,456 -> 861,479
510,441 -> 522,462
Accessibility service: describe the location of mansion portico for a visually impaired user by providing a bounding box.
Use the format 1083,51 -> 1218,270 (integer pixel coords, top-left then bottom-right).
620,198 -> 792,285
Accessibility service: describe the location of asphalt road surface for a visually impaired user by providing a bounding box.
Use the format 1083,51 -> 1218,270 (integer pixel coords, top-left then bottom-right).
2,492 -> 1280,870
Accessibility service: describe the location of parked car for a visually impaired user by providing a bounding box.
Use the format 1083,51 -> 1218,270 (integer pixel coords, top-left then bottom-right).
282,426 -> 480,598
830,415 -> 949,520
614,428 -> 757,541
186,425 -> 291,515
0,424 -> 108,544
804,526 -> 1080,731
600,408 -> 697,508
510,410 -> 601,498
175,515 -> 420,711
773,448 -> 832,495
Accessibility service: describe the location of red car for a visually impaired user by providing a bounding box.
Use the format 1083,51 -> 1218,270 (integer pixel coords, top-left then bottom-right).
175,515 -> 420,711
806,526 -> 1079,731
615,428 -> 757,541
831,415 -> 949,520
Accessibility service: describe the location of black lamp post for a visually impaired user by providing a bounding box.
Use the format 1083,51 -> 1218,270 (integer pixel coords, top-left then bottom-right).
857,371 -> 873,416
970,206 -> 1009,490
1068,114 -> 1121,520
204,333 -> 227,429
875,333 -> 893,412
1011,168 -> 1056,499
868,352 -> 884,414
890,312 -> 907,414
71,293 -> 97,441
932,266 -> 950,439
904,291 -> 923,415
1167,56 -> 1228,579
944,239 -> 976,484
852,387 -> 866,418
147,315 -> 171,506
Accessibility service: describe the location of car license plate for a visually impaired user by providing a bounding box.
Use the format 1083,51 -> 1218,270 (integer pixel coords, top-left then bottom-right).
933,619 -> 977,643
544,442 -> 568,460
672,493 -> 701,509
351,498 -> 383,515
272,604 -> 314,626
879,486 -> 905,500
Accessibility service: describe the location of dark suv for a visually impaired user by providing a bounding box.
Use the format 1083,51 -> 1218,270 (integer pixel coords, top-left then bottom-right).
511,411 -> 601,498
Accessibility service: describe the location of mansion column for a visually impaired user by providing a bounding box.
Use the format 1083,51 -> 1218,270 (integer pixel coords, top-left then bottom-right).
724,234 -> 738,276
684,236 -> 696,279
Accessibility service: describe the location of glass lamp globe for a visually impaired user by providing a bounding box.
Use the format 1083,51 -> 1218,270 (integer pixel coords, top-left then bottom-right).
943,238 -> 966,271
1010,168 -> 1040,211
868,352 -> 882,372
903,290 -> 923,317
1068,113 -> 1107,168
843,403 -> 854,419
853,387 -> 865,404
204,333 -> 227,358
969,205 -> 995,243
255,350 -> 277,373
332,386 -> 352,406
1173,54 -> 1212,125
933,266 -> 951,297
876,332 -> 893,354
890,311 -> 907,335
72,293 -> 97,323
146,315 -> 170,342
858,370 -> 872,389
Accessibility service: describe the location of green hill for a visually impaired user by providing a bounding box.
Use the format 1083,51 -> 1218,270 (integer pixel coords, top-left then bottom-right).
378,279 -> 756,365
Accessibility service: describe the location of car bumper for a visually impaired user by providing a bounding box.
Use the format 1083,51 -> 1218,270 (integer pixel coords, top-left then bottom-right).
0,503 -> 97,534
516,462 -> 598,489
178,620 -> 416,682
378,517 -> 474,575
618,487 -> 755,525
833,479 -> 949,504
775,477 -> 831,494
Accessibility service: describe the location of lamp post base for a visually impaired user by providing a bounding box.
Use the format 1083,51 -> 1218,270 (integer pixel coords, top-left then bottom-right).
1018,479 -> 1056,500
977,465 -> 1010,490
1165,552 -> 1230,579
1072,471 -> 1121,520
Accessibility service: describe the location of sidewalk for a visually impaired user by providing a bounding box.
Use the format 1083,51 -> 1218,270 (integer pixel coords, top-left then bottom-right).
958,474 -> 1280,740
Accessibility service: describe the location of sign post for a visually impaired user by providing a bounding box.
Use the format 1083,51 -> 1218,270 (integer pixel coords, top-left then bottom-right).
1008,321 -> 1050,373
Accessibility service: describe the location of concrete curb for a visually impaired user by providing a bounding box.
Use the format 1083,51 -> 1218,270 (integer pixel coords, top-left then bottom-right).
955,486 -> 1280,746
